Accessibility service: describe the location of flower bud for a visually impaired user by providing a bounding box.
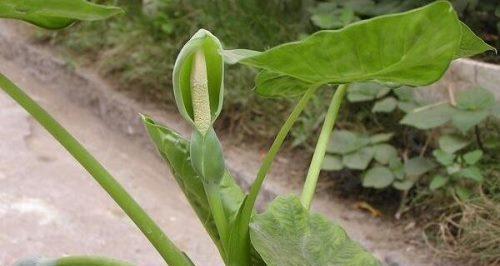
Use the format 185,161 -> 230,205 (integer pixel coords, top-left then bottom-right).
173,29 -> 224,135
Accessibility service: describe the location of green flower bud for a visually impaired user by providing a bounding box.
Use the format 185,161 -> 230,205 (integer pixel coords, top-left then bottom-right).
173,29 -> 224,135
190,128 -> 225,184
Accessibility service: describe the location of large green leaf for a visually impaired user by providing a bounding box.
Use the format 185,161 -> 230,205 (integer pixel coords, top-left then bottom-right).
250,196 -> 380,266
227,1 -> 492,93
142,116 -> 244,252
0,0 -> 123,29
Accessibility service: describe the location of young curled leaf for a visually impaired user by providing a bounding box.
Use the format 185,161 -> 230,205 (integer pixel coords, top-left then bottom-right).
173,29 -> 224,132
0,0 -> 123,29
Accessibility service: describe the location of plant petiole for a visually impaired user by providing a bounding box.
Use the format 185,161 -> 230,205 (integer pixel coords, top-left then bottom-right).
301,84 -> 349,210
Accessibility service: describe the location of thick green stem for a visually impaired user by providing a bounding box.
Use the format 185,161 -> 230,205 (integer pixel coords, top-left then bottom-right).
0,73 -> 191,266
301,84 -> 349,210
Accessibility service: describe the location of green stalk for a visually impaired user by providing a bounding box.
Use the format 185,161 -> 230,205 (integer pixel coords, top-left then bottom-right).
0,73 -> 192,266
246,85 -> 320,211
204,183 -> 228,258
228,85 -> 319,266
301,84 -> 349,210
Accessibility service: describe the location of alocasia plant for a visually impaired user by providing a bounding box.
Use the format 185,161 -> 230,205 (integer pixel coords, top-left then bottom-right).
0,1 -> 494,265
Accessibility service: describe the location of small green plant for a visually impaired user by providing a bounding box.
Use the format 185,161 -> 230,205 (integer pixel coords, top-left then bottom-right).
321,129 -> 437,190
401,87 -> 499,132
0,1 -> 494,265
429,134 -> 485,199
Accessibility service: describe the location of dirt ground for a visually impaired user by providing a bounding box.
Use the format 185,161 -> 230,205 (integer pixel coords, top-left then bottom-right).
0,20 -> 455,266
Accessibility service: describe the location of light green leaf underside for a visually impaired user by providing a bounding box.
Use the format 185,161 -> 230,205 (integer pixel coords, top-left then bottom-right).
255,71 -> 311,98
230,1 -> 492,89
0,0 -> 123,29
142,116 -> 244,251
250,196 -> 380,266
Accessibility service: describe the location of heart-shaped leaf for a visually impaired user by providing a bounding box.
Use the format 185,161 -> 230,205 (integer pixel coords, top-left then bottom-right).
250,196 -> 380,266
227,1 -> 493,98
